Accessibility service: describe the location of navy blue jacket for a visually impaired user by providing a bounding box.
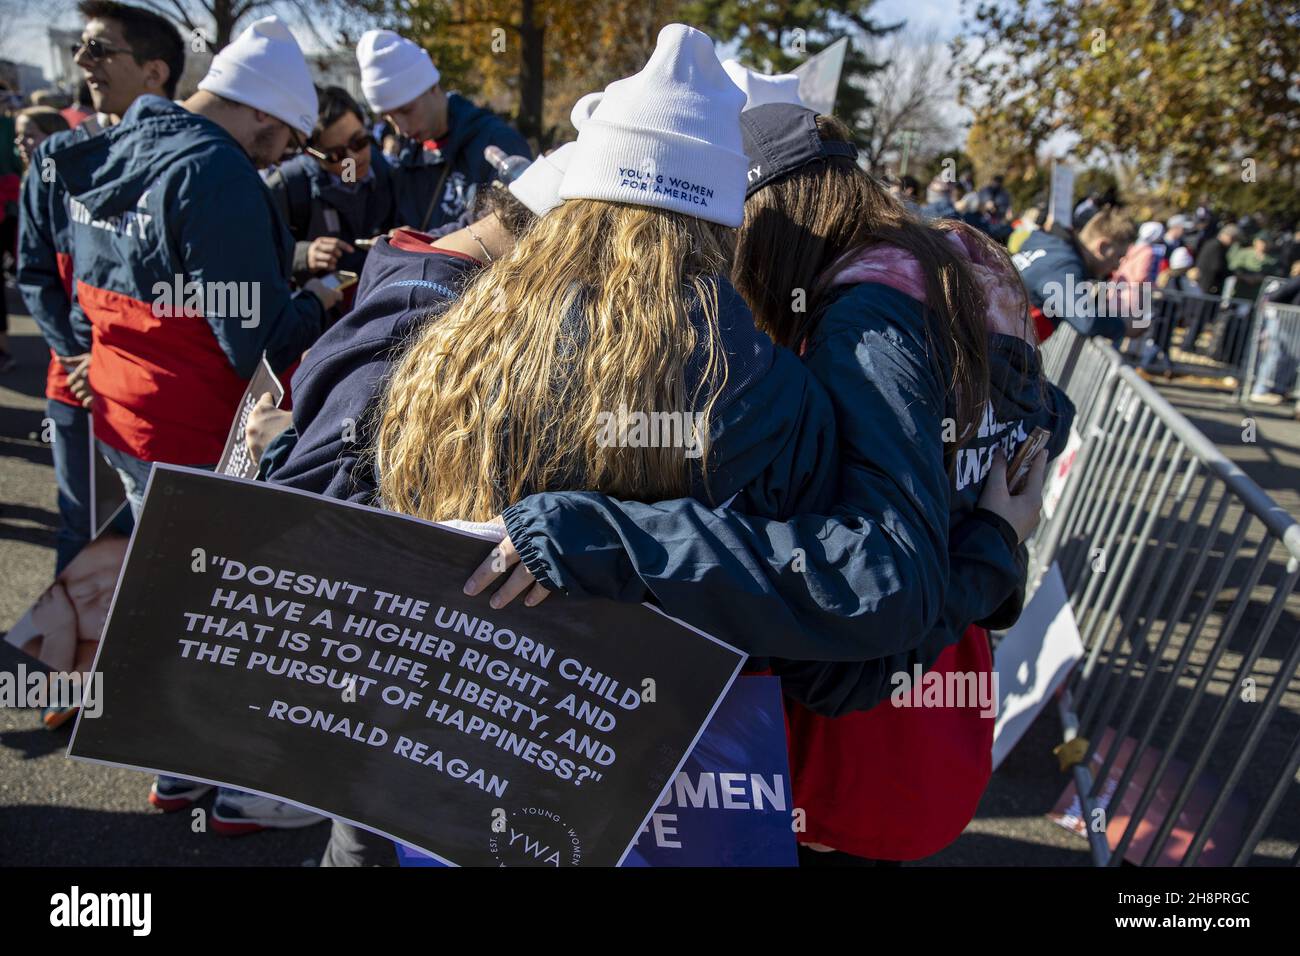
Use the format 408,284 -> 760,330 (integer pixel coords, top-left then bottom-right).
504,281 -> 1075,709
266,234 -> 481,500
1013,228 -> 1127,341
390,93 -> 531,231
50,96 -> 324,464
769,312 -> 1073,713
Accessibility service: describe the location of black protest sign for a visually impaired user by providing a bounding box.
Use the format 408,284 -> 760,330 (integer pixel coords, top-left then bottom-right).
215,356 -> 284,479
90,423 -> 128,537
69,467 -> 744,866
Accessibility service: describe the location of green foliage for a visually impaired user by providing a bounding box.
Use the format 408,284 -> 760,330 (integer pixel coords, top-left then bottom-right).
954,0 -> 1300,220
355,0 -> 676,143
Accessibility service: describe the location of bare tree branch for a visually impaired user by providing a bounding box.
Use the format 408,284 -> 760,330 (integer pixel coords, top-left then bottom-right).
858,27 -> 959,172
136,0 -> 201,34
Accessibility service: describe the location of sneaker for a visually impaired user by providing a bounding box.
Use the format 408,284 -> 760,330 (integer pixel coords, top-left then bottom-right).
211,789 -> 325,835
40,705 -> 78,731
149,774 -> 213,812
1250,391 -> 1284,406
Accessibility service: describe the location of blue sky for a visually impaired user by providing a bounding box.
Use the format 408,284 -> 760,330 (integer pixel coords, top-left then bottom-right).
875,0 -> 962,38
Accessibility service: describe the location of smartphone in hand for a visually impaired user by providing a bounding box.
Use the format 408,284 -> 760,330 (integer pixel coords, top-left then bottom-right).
1008,427 -> 1051,494
320,270 -> 360,292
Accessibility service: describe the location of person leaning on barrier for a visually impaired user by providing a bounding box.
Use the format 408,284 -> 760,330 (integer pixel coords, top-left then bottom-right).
1012,206 -> 1137,343
466,103 -> 1073,864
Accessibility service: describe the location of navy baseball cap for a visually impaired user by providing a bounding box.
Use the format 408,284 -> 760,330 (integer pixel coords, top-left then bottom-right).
740,103 -> 858,198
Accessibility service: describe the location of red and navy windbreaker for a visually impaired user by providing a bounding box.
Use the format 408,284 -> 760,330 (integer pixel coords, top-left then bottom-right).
17,126 -> 97,408
51,95 -> 324,465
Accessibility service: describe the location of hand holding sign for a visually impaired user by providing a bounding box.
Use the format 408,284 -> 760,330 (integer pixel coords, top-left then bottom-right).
462,517 -> 551,609
216,358 -> 285,479
978,446 -> 1048,543
244,393 -> 293,465
66,355 -> 94,408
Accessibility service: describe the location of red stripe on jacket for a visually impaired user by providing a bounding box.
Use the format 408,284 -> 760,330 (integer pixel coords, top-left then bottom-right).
785,625 -> 995,861
46,251 -> 80,408
80,280 -> 247,465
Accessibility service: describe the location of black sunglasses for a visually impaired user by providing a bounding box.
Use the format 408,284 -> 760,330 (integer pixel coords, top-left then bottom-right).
307,132 -> 374,165
72,37 -> 134,61
274,124 -> 310,164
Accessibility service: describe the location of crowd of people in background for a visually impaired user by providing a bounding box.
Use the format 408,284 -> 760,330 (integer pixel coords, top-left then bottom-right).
880,169 -> 1300,407
0,3 -> 1295,868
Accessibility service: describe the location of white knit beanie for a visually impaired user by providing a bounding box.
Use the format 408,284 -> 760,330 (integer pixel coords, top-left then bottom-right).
507,93 -> 595,217
357,30 -> 440,114
558,24 -> 748,228
1138,220 -> 1165,244
508,143 -> 578,217
198,16 -> 317,137
570,91 -> 603,132
721,59 -> 804,110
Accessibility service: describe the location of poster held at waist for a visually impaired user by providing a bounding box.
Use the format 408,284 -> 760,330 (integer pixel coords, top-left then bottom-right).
68,466 -> 745,867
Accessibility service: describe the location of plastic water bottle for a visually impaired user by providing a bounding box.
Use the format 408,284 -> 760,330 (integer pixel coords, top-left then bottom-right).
484,145 -> 531,184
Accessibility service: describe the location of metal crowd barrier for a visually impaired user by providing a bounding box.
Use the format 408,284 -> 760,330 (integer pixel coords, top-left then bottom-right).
1031,324 -> 1300,866
1240,300 -> 1300,404
1148,288 -> 1255,377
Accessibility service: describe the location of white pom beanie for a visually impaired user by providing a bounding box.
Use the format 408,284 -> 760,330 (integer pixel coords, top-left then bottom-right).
558,24 -> 748,228
198,16 -> 317,137
357,30 -> 440,114
508,143 -> 579,217
721,59 -> 804,111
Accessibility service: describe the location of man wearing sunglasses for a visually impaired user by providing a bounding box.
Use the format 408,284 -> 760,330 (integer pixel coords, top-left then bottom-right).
72,0 -> 184,122
266,86 -> 397,286
49,15 -> 340,830
18,1 -> 183,589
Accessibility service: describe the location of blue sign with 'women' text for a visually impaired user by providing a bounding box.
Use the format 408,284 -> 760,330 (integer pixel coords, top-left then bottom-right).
396,675 -> 797,867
